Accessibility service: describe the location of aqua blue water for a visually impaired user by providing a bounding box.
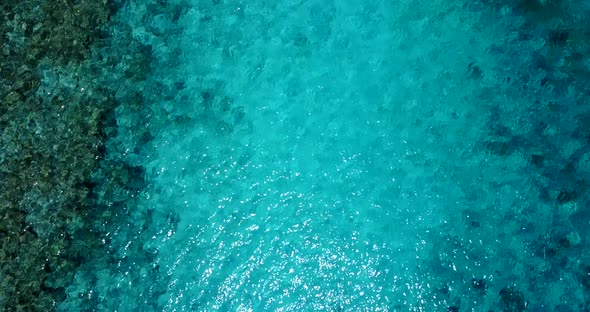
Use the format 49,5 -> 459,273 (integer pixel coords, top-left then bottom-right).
60,0 -> 590,311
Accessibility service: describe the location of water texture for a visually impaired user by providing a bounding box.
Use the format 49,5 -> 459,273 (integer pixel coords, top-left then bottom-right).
69,0 -> 590,310
3,0 -> 590,311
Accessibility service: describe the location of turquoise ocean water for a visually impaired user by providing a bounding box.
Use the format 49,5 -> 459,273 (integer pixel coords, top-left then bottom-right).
59,0 -> 590,310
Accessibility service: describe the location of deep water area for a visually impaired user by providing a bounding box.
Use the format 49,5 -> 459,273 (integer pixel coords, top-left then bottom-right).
2,0 -> 590,311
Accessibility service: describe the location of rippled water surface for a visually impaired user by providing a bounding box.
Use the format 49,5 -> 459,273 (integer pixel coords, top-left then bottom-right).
59,0 -> 590,310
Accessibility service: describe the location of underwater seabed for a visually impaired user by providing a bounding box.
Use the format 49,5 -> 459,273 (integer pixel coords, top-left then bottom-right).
46,0 -> 590,311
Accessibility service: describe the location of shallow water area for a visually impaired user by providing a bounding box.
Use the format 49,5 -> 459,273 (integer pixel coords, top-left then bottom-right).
57,0 -> 590,310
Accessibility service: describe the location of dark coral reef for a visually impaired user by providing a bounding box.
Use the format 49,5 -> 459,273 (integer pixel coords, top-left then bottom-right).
0,0 -> 149,310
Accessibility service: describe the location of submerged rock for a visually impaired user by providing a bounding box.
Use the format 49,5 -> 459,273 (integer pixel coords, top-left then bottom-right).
499,286 -> 527,312
0,0 -> 149,310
